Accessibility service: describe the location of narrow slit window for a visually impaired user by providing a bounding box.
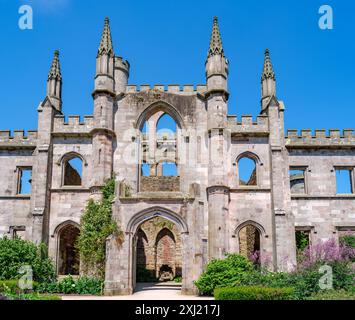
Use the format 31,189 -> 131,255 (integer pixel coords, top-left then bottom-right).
336,169 -> 353,194
18,168 -> 32,194
290,168 -> 306,194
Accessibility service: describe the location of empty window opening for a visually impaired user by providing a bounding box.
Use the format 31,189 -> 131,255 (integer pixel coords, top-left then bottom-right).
290,168 -> 306,194
295,230 -> 310,252
238,225 -> 261,265
336,169 -> 353,194
141,162 -> 151,177
162,162 -> 177,177
18,168 -> 32,194
63,157 -> 83,186
156,114 -> 177,140
238,157 -> 256,186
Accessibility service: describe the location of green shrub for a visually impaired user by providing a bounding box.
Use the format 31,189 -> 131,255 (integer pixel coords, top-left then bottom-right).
174,276 -> 182,283
194,254 -> 254,296
214,286 -> 295,300
0,237 -> 56,283
37,276 -> 104,295
75,276 -> 103,295
340,235 -> 355,248
308,289 -> 355,300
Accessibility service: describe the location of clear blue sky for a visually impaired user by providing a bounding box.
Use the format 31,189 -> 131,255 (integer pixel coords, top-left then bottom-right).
0,0 -> 354,133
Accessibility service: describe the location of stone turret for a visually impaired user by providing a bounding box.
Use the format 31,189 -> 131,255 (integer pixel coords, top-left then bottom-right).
205,17 -> 231,260
261,49 -> 276,111
95,17 -> 115,94
205,16 -> 229,94
91,17 -> 116,190
46,50 -> 62,111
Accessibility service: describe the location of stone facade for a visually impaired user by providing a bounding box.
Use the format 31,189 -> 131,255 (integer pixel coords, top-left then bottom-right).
0,17 -> 354,295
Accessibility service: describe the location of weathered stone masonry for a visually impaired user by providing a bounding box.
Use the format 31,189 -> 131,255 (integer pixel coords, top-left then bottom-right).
0,17 -> 354,295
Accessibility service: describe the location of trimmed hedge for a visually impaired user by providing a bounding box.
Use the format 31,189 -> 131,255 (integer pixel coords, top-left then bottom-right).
214,286 -> 295,300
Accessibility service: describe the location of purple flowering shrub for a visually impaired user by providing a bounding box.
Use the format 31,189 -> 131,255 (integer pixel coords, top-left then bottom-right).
298,238 -> 355,269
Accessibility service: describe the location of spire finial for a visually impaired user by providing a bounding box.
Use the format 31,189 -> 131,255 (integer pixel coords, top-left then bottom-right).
262,48 -> 275,81
48,50 -> 62,81
98,16 -> 114,57
208,16 -> 224,58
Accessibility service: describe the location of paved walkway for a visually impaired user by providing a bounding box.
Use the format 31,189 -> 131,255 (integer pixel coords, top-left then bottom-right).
61,282 -> 213,300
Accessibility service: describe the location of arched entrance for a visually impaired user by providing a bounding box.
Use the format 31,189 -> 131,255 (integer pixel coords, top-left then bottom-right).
127,207 -> 188,292
236,221 -> 263,265
57,223 -> 80,275
135,218 -> 182,283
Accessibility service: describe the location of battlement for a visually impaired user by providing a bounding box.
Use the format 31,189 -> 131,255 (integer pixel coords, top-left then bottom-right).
126,84 -> 207,95
286,129 -> 355,148
53,115 -> 94,136
228,115 -> 269,136
0,130 -> 38,149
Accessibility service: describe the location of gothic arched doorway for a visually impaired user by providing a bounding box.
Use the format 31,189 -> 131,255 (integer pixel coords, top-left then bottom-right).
57,224 -> 80,275
238,224 -> 261,265
135,217 -> 182,283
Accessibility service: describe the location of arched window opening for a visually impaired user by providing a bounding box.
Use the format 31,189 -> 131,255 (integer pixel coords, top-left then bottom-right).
238,157 -> 257,186
156,113 -> 177,139
58,224 -> 80,275
238,225 -> 261,265
63,156 -> 83,186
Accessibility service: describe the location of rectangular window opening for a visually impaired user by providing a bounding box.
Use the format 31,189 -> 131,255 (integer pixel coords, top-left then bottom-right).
335,168 -> 353,194
18,168 -> 32,195
289,167 -> 306,194
295,229 -> 310,252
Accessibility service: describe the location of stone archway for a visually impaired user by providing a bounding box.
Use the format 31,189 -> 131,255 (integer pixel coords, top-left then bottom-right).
57,223 -> 80,275
235,221 -> 265,266
127,207 -> 188,292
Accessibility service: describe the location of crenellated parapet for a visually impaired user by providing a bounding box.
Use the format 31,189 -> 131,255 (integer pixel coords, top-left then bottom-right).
125,84 -> 207,95
52,115 -> 94,136
0,130 -> 38,149
228,115 -> 269,137
286,129 -> 355,148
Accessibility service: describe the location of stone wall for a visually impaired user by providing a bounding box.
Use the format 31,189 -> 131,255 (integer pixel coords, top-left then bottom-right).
140,176 -> 180,192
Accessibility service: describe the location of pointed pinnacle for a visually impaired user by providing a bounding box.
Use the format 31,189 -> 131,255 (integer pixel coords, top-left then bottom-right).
262,48 -> 275,81
48,50 -> 62,81
98,17 -> 114,57
208,16 -> 224,58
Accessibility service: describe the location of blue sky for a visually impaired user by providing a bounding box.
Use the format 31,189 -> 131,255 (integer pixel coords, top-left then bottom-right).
0,0 -> 354,134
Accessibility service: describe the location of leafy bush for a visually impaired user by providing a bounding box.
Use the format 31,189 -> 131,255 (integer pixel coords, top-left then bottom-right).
194,254 -> 254,295
0,237 -> 56,283
174,276 -> 182,283
37,276 -> 103,295
340,235 -> 355,249
76,178 -> 122,278
308,289 -> 355,300
4,292 -> 61,300
214,286 -> 295,300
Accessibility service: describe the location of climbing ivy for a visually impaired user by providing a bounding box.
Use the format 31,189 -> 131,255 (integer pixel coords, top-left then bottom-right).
76,178 -> 122,279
